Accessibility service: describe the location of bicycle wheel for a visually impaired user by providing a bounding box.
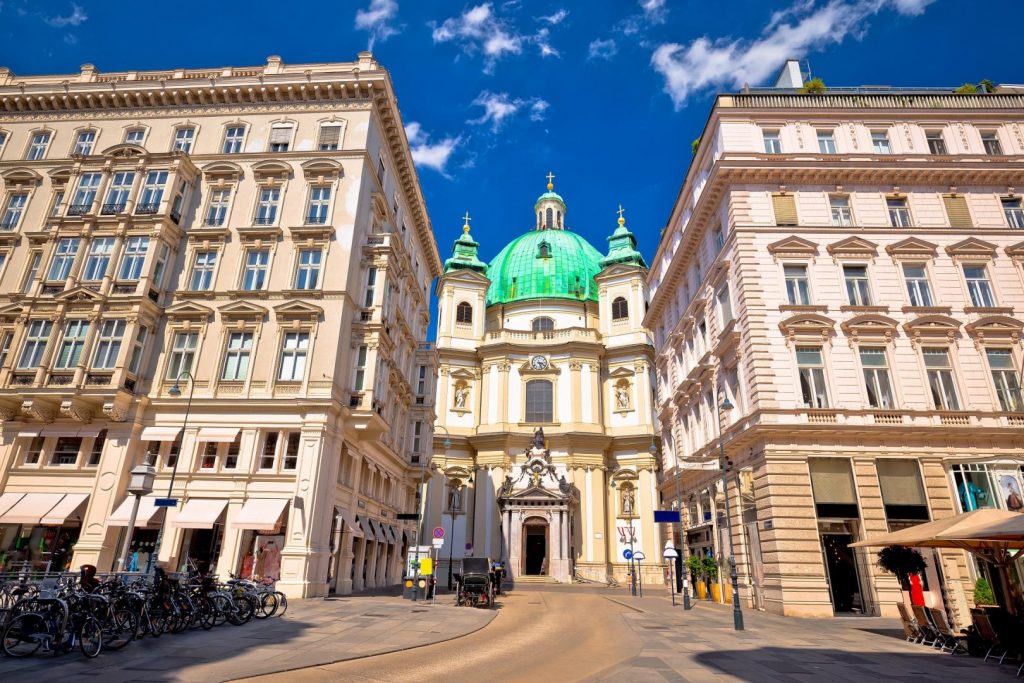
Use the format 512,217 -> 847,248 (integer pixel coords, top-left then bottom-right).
79,616 -> 103,659
210,594 -> 230,627
234,595 -> 255,624
105,609 -> 136,651
148,609 -> 167,638
3,612 -> 46,658
255,592 -> 277,619
273,592 -> 288,617
198,599 -> 216,630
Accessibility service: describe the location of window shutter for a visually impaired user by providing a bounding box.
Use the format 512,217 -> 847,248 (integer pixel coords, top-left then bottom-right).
876,459 -> 926,506
318,125 -> 341,147
808,458 -> 857,504
270,126 -> 292,144
943,194 -> 971,228
772,193 -> 798,226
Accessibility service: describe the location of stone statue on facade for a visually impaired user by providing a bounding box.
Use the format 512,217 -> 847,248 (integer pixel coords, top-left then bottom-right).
616,384 -> 631,410
531,427 -> 546,452
453,383 -> 470,409
621,488 -> 635,516
448,484 -> 462,513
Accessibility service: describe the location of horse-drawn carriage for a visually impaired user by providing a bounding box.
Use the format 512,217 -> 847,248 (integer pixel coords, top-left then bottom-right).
454,557 -> 495,608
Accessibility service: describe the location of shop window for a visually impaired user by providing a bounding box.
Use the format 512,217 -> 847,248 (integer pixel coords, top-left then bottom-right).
51,437 -> 81,466
283,433 -> 300,470
808,458 -> 859,519
876,459 -> 929,523
951,463 -> 996,512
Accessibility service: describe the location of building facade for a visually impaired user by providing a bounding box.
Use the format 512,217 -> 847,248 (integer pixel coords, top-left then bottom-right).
647,61 -> 1024,624
0,54 -> 440,597
426,181 -> 659,585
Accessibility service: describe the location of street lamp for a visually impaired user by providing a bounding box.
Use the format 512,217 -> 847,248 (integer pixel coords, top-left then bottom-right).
117,457 -> 156,571
715,393 -> 744,631
446,472 -> 471,591
149,371 -> 195,574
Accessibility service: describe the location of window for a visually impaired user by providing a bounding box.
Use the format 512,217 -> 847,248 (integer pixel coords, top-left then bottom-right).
887,197 -> 911,227
294,249 -> 321,289
713,225 -> 724,252
364,267 -> 377,307
796,346 -> 829,408
189,251 -> 217,291
118,236 -> 149,280
860,347 -> 895,409
222,332 -> 253,380
942,194 -> 971,229
353,345 -> 368,390
269,125 -> 292,152
532,317 -> 554,332
0,332 -> 12,368
923,348 -> 960,410
124,128 -> 145,144
260,432 -> 279,469
128,326 -> 148,374
242,249 -> 270,290
50,190 -> 65,217
73,130 -> 96,155
205,188 -> 230,226
25,436 -> 44,464
55,319 -> 89,369
48,237 -> 80,280
771,193 -> 797,226
22,252 -> 40,293
283,433 -> 299,469
843,265 -> 871,306
717,285 -> 733,325
170,179 -> 188,223
877,459 -> 929,522
963,264 -> 995,307
306,186 -> 331,224
172,127 -> 195,153
222,125 -> 245,153
456,301 -> 473,324
318,124 -> 342,151
1,193 -> 27,230
817,130 -> 836,154
92,320 -> 125,369
416,365 -> 427,396
981,131 -> 1003,155
103,171 -> 134,214
926,131 -> 947,155
525,379 -> 554,422
612,297 -> 629,321
279,332 -> 309,381
0,131 -> 6,152
137,170 -> 167,212
152,243 -> 169,287
18,320 -> 52,368
829,195 -> 852,226
225,436 -> 241,469
784,264 -> 811,305
254,187 -> 280,224
26,131 -> 50,160
201,441 -> 218,469
762,130 -> 782,154
412,421 -> 423,454
377,155 -> 387,185
902,264 -> 933,307
70,172 -> 101,214
1003,198 -> 1024,229
871,131 -> 891,154
51,437 -> 81,466
88,430 -> 106,466
167,332 -> 198,379
987,349 -> 1022,411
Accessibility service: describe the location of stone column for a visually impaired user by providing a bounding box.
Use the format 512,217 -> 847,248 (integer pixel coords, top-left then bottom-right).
337,528 -> 355,595
352,536 -> 367,591
509,509 -> 522,577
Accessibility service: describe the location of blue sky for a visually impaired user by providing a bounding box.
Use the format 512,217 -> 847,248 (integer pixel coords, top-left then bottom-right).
1,0 -> 1020,271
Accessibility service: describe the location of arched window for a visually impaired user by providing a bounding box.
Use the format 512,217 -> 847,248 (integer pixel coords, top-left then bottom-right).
525,379 -> 553,423
456,302 -> 473,324
532,317 -> 554,332
612,296 -> 629,320
545,207 -> 553,228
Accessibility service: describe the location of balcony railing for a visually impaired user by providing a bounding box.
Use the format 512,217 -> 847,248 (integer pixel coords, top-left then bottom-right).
0,219 -> 17,231
67,204 -> 91,216
305,214 -> 328,225
204,216 -> 225,227
101,203 -> 126,215
135,203 -> 159,215
253,216 -> 276,226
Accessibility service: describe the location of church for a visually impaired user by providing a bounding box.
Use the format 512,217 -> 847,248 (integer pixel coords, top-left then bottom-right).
425,176 -> 659,585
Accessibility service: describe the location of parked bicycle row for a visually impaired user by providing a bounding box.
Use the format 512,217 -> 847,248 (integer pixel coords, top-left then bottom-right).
0,565 -> 287,659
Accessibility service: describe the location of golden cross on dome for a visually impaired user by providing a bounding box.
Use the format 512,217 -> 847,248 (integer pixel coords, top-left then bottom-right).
546,171 -> 555,191
617,204 -> 626,226
462,211 -> 472,233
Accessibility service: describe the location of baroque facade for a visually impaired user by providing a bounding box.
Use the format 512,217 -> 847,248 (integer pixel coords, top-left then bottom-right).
426,180 -> 659,585
0,54 -> 440,597
647,61 -> 1024,624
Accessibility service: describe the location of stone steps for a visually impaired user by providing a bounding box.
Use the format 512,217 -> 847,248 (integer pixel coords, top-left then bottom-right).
514,575 -> 560,584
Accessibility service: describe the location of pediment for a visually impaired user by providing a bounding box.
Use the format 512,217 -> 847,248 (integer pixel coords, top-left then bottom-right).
779,313 -> 836,338
767,235 -> 818,257
101,143 -> 147,159
442,269 -> 490,286
505,485 -> 567,501
885,237 -> 938,258
827,236 -> 878,257
903,314 -> 960,337
1,167 -> 42,188
202,161 -> 244,180
0,303 -> 26,320
165,301 -> 214,320
300,158 -> 343,180
840,314 -> 899,338
219,301 -> 268,320
964,315 -> 1024,339
274,300 -> 323,321
251,160 -> 292,178
1005,241 -> 1024,258
55,286 -> 104,303
608,366 -> 636,378
596,263 -> 645,279
946,237 -> 997,259
449,367 -> 476,380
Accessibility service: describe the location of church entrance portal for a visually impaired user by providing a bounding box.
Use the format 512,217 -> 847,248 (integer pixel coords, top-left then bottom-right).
524,520 -> 548,575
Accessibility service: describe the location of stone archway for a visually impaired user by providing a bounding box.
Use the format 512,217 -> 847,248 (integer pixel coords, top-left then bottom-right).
522,516 -> 549,575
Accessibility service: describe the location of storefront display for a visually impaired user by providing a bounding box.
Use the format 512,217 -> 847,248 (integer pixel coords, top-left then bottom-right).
0,525 -> 80,573
237,532 -> 284,581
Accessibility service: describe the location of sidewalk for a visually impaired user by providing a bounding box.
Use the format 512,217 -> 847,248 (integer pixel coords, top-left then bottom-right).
0,593 -> 494,683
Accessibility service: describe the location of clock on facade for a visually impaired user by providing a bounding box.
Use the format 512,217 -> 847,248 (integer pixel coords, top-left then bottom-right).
530,355 -> 549,370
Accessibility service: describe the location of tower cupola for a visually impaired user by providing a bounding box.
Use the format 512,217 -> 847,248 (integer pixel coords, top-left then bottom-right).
534,171 -> 566,230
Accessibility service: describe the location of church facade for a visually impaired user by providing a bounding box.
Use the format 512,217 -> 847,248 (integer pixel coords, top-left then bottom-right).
425,178 -> 659,585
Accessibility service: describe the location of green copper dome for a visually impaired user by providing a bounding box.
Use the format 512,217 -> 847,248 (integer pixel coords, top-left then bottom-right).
486,229 -> 604,305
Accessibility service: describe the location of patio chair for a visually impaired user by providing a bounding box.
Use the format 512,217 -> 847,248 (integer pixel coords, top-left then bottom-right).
971,609 -> 1008,664
896,602 -> 923,643
911,604 -> 940,646
929,607 -> 967,655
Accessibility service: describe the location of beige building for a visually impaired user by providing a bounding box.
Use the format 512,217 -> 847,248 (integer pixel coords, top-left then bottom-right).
647,61 -> 1024,624
427,181 -> 659,585
0,54 -> 440,597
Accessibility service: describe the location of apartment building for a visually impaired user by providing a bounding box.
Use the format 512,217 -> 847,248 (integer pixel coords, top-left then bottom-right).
647,61 -> 1024,625
0,54 -> 440,597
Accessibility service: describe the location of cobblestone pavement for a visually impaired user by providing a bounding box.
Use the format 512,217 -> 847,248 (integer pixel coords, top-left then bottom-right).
0,592 -> 494,683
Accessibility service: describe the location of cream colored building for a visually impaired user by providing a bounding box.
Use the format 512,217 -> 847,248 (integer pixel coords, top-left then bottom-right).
647,61 -> 1024,624
426,181 -> 659,585
0,54 -> 440,597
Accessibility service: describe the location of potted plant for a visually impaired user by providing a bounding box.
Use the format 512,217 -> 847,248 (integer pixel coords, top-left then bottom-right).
974,577 -> 997,607
704,556 -> 721,602
799,77 -> 827,94
686,554 -> 706,599
877,545 -> 927,605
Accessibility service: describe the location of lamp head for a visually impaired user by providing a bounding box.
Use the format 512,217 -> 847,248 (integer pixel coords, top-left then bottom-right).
648,440 -> 658,456
721,397 -> 734,412
168,382 -> 182,397
443,437 -> 452,449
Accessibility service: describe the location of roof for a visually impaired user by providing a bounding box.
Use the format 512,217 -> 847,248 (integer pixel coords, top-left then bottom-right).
486,229 -> 604,306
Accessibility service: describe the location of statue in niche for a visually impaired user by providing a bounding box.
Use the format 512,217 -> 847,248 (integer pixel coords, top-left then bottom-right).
453,382 -> 470,410
615,382 -> 631,410
448,482 -> 463,513
621,486 -> 635,517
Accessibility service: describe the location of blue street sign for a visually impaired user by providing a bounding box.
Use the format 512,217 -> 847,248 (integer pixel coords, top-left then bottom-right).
154,498 -> 178,507
623,549 -> 633,560
654,510 -> 681,523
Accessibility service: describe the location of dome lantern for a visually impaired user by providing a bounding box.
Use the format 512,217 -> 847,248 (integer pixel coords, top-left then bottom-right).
534,171 -> 566,231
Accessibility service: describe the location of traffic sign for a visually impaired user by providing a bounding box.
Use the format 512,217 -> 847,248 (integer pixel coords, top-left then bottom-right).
653,510 -> 681,523
154,498 -> 178,507
623,549 -> 633,560
432,538 -> 444,548
432,527 -> 445,539
465,542 -> 473,552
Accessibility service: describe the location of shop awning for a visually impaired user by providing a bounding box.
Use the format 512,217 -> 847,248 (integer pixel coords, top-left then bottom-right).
40,493 -> 89,525
338,509 -> 363,538
0,493 -> 65,525
368,519 -> 388,543
358,516 -> 376,540
0,492 -> 25,518
140,426 -> 182,441
403,528 -> 415,545
231,498 -> 289,531
173,499 -> 228,529
17,426 -> 103,438
108,496 -> 166,527
384,524 -> 398,545
196,427 -> 240,443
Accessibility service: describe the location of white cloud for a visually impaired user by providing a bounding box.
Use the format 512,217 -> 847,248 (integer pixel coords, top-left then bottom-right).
63,33 -> 78,45
468,91 -> 549,131
651,0 -> 933,109
529,99 -> 550,121
405,122 -> 461,176
639,0 -> 668,23
539,9 -> 568,25
432,3 -> 565,72
355,0 -> 401,49
535,28 -> 560,58
588,38 -> 618,60
45,3 -> 87,27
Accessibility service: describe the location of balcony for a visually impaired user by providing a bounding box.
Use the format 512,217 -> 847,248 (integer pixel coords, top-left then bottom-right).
135,203 -> 159,215
67,204 -> 91,217
101,203 -> 126,215
482,327 -> 601,346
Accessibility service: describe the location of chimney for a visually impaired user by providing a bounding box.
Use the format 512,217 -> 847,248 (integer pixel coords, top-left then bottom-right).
773,59 -> 804,89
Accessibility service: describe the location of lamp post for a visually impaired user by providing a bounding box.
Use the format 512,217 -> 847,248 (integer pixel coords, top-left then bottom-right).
414,428 -> 451,601
446,473 -> 471,591
149,371 -> 195,574
117,457 -> 156,571
715,393 -> 744,631
610,476 -> 637,597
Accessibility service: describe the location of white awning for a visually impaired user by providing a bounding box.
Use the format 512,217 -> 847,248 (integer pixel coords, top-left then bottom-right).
358,516 -> 376,540
16,428 -> 41,438
0,493 -> 65,525
230,498 -> 289,531
173,499 -> 228,529
40,493 -> 89,525
108,495 -> 166,527
0,493 -> 25,518
338,509 -> 363,537
19,426 -> 105,439
196,427 -> 240,443
140,426 -> 183,441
